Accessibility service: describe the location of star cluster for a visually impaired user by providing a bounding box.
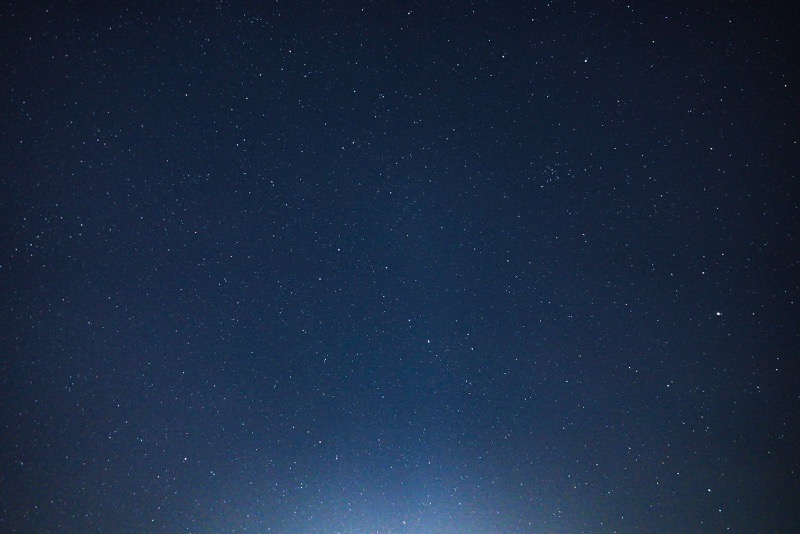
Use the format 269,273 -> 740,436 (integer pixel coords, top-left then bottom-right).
1,2 -> 798,532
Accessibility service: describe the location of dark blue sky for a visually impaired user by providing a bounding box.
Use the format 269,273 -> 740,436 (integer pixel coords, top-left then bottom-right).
2,1 -> 798,532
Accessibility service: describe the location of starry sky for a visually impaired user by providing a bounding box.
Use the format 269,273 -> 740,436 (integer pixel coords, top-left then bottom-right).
1,1 -> 798,532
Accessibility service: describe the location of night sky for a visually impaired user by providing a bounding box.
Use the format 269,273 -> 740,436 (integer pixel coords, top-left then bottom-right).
2,1 -> 798,532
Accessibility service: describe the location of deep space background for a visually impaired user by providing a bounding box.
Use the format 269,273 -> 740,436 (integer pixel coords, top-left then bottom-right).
1,1 -> 799,532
